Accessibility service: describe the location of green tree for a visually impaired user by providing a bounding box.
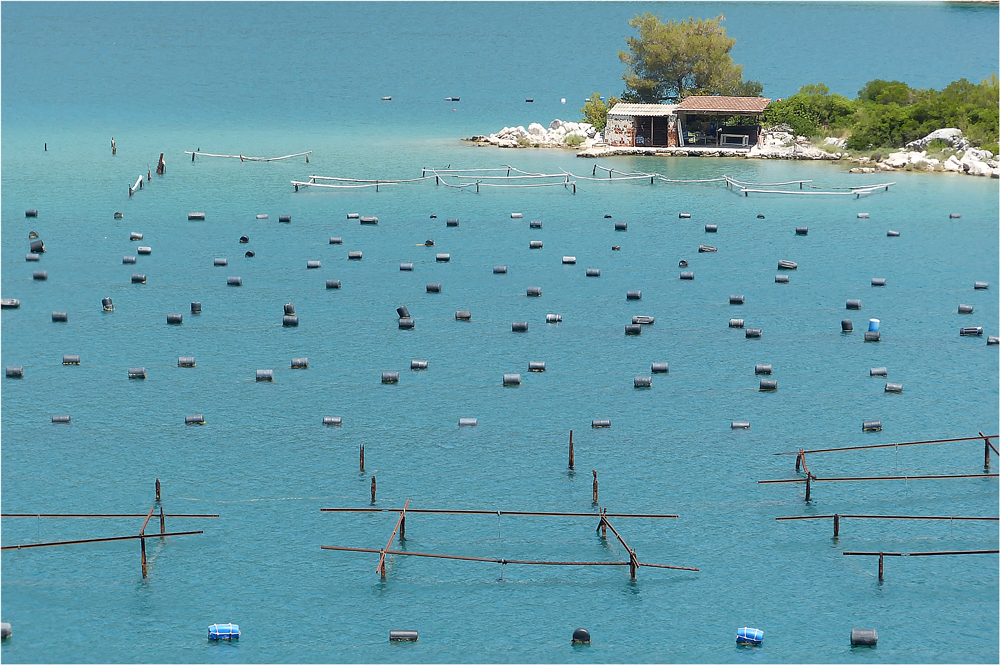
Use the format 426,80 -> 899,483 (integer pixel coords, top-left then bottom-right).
580,92 -> 621,132
762,83 -> 856,136
619,13 -> 761,102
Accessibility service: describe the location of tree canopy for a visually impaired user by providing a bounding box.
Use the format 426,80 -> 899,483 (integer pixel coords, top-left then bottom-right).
580,92 -> 621,132
619,13 -> 761,103
762,75 -> 999,154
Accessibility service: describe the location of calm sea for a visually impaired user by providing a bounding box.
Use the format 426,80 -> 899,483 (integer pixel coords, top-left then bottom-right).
2,3 -> 998,663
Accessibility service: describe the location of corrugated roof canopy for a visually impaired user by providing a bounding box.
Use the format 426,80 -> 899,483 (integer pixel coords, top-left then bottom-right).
676,96 -> 771,114
607,103 -> 678,117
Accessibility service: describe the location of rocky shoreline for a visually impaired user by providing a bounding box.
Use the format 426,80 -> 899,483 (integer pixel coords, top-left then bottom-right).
465,122 -> 999,178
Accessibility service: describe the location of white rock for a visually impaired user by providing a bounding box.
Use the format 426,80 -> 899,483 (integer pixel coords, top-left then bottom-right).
528,123 -> 545,136
884,152 -> 909,168
943,155 -> 964,172
968,160 -> 992,176
906,128 -> 970,152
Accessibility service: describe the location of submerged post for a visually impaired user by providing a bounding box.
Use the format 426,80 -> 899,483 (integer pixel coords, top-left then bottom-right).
159,506 -> 165,535
156,153 -> 165,174
982,432 -> 991,470
140,537 -> 147,578
360,444 -> 365,472
878,552 -> 884,581
371,476 -> 376,503
629,549 -> 638,580
155,478 -> 161,502
833,514 -> 840,538
568,430 -> 574,470
400,515 -> 405,541
805,474 -> 812,502
592,470 -> 598,504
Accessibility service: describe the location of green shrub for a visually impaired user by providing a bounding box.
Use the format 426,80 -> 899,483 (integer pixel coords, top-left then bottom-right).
580,93 -> 620,132
516,136 -> 531,148
565,134 -> 585,147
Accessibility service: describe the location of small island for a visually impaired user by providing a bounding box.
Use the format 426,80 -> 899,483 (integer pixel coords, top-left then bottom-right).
465,13 -> 999,178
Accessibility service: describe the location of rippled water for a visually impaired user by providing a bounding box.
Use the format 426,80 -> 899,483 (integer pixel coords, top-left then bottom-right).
2,3 -> 998,663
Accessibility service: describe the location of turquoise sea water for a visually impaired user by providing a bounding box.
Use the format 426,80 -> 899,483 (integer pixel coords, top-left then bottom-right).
2,3 -> 998,663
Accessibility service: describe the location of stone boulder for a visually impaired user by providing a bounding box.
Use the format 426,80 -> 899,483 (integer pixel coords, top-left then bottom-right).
906,128 -> 970,152
943,155 -> 964,172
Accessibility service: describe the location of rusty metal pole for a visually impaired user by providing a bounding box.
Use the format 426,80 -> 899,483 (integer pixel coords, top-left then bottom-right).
629,549 -> 637,580
833,514 -> 840,537
360,444 -> 365,472
878,552 -> 883,581
140,536 -> 147,578
795,450 -> 802,472
159,506 -> 165,535
155,478 -> 161,503
601,509 -> 607,539
400,515 -> 405,541
805,474 -> 812,502
592,470 -> 598,504
371,476 -> 376,504
983,433 -> 991,470
568,430 -> 574,470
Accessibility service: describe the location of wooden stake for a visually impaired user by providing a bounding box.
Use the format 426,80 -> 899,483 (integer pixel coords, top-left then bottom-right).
156,153 -> 165,174
400,515 -> 405,541
833,514 -> 839,538
592,470 -> 598,504
982,431 -> 991,469
155,478 -> 161,502
159,506 -> 165,535
805,473 -> 811,502
360,444 -> 365,472
568,430 -> 574,469
795,449 -> 803,472
371,476 -> 376,503
878,552 -> 883,581
140,537 -> 147,578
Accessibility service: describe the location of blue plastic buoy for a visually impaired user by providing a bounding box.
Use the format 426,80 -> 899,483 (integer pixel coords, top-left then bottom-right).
869,318 -> 880,332
208,623 -> 239,640
737,627 -> 763,645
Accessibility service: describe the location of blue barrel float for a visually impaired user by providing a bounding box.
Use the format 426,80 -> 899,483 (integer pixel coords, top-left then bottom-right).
869,318 -> 880,332
208,623 -> 240,640
736,627 -> 763,645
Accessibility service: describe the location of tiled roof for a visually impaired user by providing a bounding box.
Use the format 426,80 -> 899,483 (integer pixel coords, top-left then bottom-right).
676,96 -> 771,114
607,103 -> 678,117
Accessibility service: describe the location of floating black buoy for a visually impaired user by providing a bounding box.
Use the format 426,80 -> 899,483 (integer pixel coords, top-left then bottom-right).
239,235 -> 249,243
572,628 -> 591,644
850,629 -> 878,646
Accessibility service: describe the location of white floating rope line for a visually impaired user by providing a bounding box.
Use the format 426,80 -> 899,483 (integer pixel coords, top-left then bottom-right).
186,150 -> 312,162
737,185 -> 893,197
308,175 -> 434,184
